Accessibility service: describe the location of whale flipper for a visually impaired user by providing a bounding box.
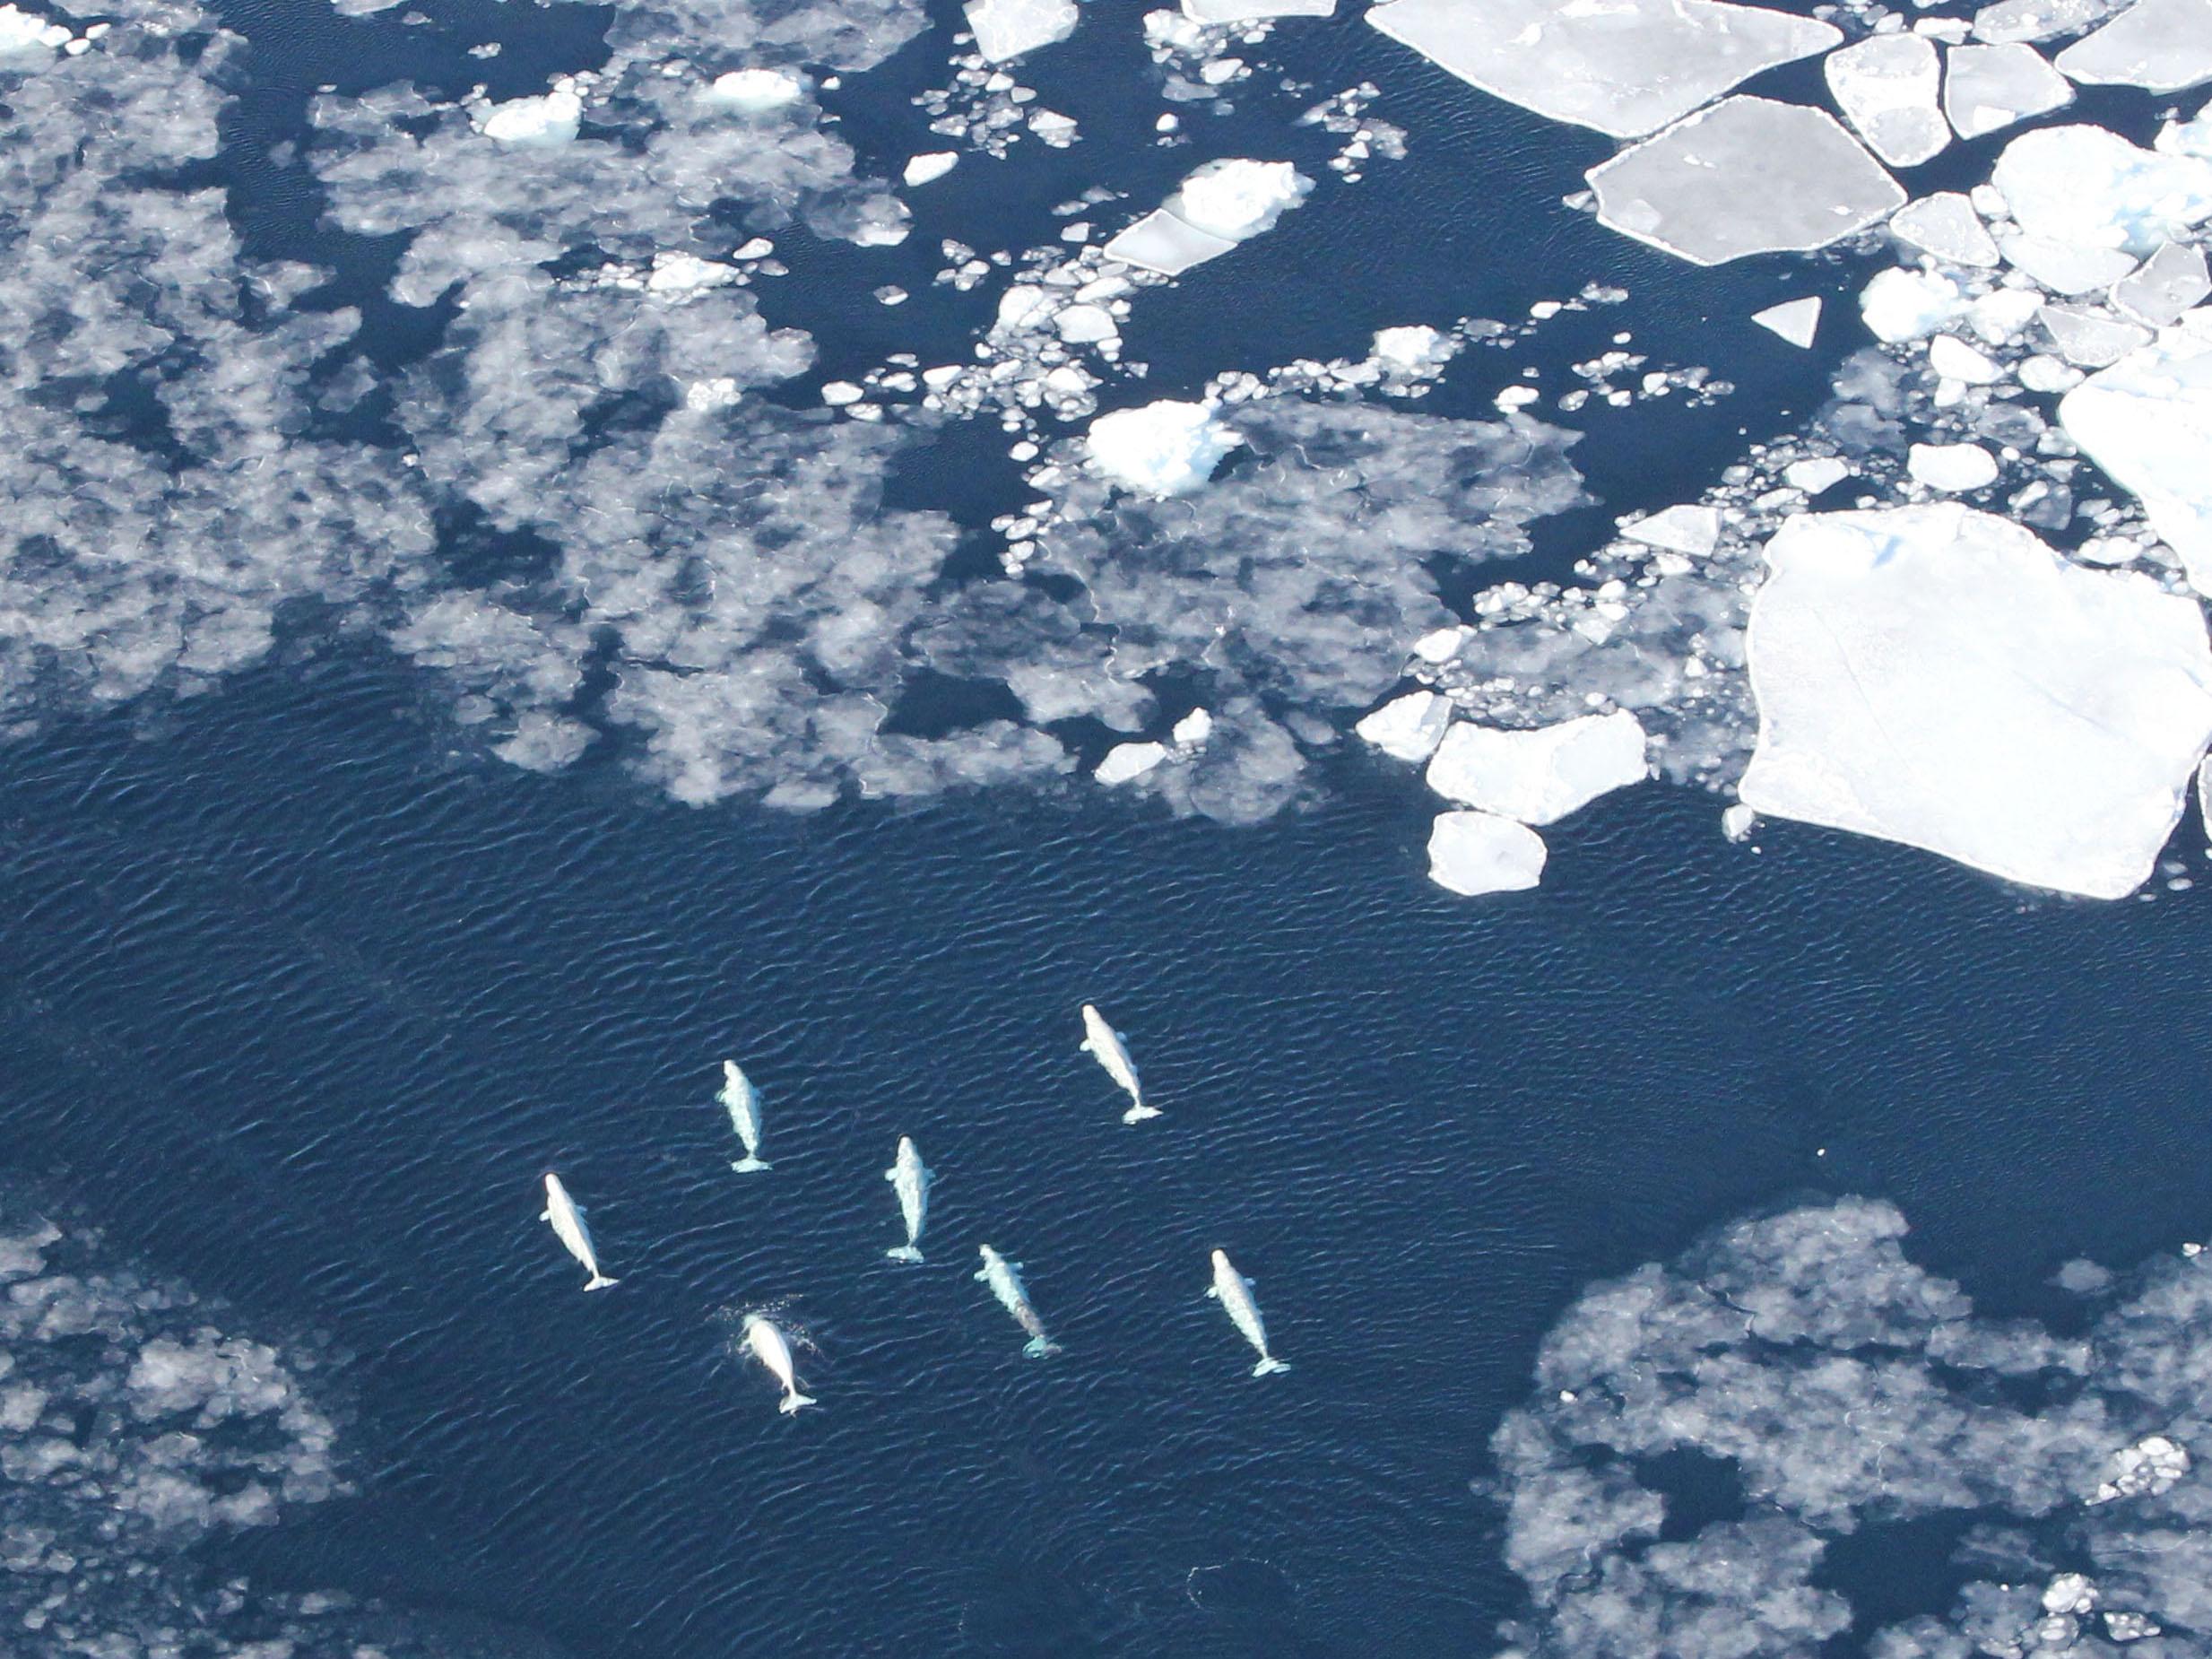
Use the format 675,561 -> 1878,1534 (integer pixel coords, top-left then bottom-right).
1122,1103 -> 1162,1125
1023,1335 -> 1063,1359
731,1156 -> 771,1174
778,1391 -> 817,1414
887,1245 -> 924,1263
1252,1357 -> 1289,1377
585,1273 -> 620,1292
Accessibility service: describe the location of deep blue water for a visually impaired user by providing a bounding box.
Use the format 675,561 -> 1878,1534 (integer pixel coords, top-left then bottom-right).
11,654 -> 2212,1656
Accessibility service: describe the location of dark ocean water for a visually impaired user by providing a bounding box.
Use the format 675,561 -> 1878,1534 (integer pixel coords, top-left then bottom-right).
10,653 -> 2212,1657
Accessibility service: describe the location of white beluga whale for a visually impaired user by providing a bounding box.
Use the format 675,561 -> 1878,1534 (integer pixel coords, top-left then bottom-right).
1080,1003 -> 1158,1123
540,1172 -> 618,1291
740,1313 -> 816,1414
885,1135 -> 932,1263
1207,1248 -> 1288,1376
719,1059 -> 769,1172
976,1244 -> 1062,1357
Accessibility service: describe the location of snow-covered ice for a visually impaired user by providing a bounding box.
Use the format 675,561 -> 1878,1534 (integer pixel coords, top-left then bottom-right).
1991,125 -> 2212,257
1907,440 -> 1999,489
1100,210 -> 1239,275
1103,161 -> 1310,274
1751,296 -> 1822,347
1588,99 -> 1904,265
965,0 -> 1079,62
477,88 -> 582,146
903,151 -> 958,186
2038,300 -> 2152,365
1096,741 -> 1169,783
1942,41 -> 2075,139
1826,33 -> 1950,167
0,4 -> 73,63
1973,0 -> 2121,42
1892,192 -> 2000,265
1427,810 -> 1548,895
705,68 -> 804,111
2112,239 -> 2212,325
2057,0 -> 2212,92
1619,503 -> 1721,556
1740,503 -> 2212,899
1182,0 -> 1332,19
1785,456 -> 1852,493
1084,400 -> 1240,496
2062,326 -> 2212,588
1357,690 -> 1453,762
1861,267 -> 1969,341
1366,0 -> 1838,139
1929,334 -> 2002,383
1425,710 -> 1650,824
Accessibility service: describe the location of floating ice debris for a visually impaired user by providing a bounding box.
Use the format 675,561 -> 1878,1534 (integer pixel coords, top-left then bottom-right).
2058,0 -> 2212,91
1784,456 -> 1852,493
1928,334 -> 2002,383
0,4 -> 74,63
1184,0 -> 1332,16
1722,801 -> 1757,839
1357,689 -> 1453,762
1942,41 -> 2074,139
1366,0 -> 1838,139
1991,124 -> 2212,257
1373,323 -> 1452,371
1101,210 -> 1239,275
1168,158 -> 1312,239
2000,230 -> 2139,293
1740,503 -> 2212,899
2092,1434 -> 2191,1502
1097,740 -> 1170,783
1907,440 -> 2000,490
705,67 -> 804,111
1427,810 -> 1547,895
965,0 -> 1078,61
1973,0 -> 2122,43
2112,239 -> 2212,325
1587,99 -> 1904,266
1826,33 -> 1950,168
1426,710 -> 1650,825
1892,191 -> 2000,266
477,87 -> 583,146
2062,327 -> 2212,588
902,151 -> 959,186
1861,266 -> 1969,342
1619,504 -> 1721,557
1084,400 -> 1238,496
1751,296 -> 1822,348
2038,300 -> 2152,365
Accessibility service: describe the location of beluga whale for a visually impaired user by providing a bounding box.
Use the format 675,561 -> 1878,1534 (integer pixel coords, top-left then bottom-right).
740,1313 -> 816,1414
1207,1249 -> 1288,1376
1080,1003 -> 1158,1123
541,1172 -> 618,1291
885,1135 -> 932,1263
976,1244 -> 1062,1357
719,1059 -> 769,1172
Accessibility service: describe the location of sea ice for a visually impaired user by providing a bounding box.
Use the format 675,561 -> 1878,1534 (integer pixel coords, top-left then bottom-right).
1861,267 -> 1969,341
2112,239 -> 2212,324
1356,690 -> 1453,762
1892,192 -> 2001,265
1588,99 -> 1904,265
1096,741 -> 1168,783
903,152 -> 958,186
1104,161 -> 1309,274
1907,440 -> 1999,490
0,4 -> 71,62
1183,0 -> 1332,18
1942,42 -> 2075,139
1991,125 -> 2212,256
1366,0 -> 1838,139
704,68 -> 804,111
1973,0 -> 2121,42
1740,502 -> 2212,898
2057,0 -> 2212,92
477,88 -> 582,146
1929,334 -> 2002,382
2000,231 -> 2139,293
2061,328 -> 2212,588
1826,34 -> 1950,168
1785,456 -> 1852,492
1101,210 -> 1239,275
2038,301 -> 2152,365
1425,710 -> 1650,824
1084,400 -> 1239,495
1427,810 -> 1548,895
965,0 -> 1079,62
1751,296 -> 1822,347
1619,503 -> 1722,556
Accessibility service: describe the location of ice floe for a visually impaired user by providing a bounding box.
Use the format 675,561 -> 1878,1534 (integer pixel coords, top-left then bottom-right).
1427,810 -> 1548,895
1826,32 -> 1950,168
1942,40 -> 2075,140
2062,325 -> 2212,589
1425,710 -> 1650,824
1991,124 -> 2212,258
1740,502 -> 2212,899
2057,0 -> 2212,91
1907,438 -> 2001,487
1892,190 -> 2001,265
1750,296 -> 1822,348
1356,690 -> 1453,762
1366,0 -> 1838,139
965,0 -> 1078,62
1085,400 -> 1240,495
1588,99 -> 1904,265
1105,158 -> 1311,274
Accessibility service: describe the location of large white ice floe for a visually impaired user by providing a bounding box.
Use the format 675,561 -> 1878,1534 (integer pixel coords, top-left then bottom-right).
1356,690 -> 1453,762
1104,159 -> 1311,274
476,88 -> 583,146
1739,502 -> 2212,899
1973,0 -> 2122,42
1084,400 -> 1240,496
1991,124 -> 2212,256
1364,0 -> 1838,139
1826,33 -> 1950,168
1588,99 -> 1904,265
2061,323 -> 2212,590
1907,440 -> 1999,490
1942,41 -> 2075,139
965,0 -> 1079,62
1892,192 -> 2001,265
1427,810 -> 1548,895
2057,0 -> 2212,92
1425,710 -> 1650,825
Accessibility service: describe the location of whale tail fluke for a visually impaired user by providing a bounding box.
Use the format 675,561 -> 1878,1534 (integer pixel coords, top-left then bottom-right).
584,1273 -> 620,1292
1252,1356 -> 1289,1377
886,1245 -> 924,1264
778,1391 -> 817,1414
1122,1102 -> 1162,1124
731,1156 -> 771,1174
1023,1335 -> 1063,1359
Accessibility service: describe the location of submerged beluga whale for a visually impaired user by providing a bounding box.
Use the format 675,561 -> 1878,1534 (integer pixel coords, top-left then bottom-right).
885,1135 -> 932,1263
976,1244 -> 1062,1357
1207,1249 -> 1288,1377
541,1172 -> 618,1291
1080,1003 -> 1158,1124
719,1059 -> 769,1172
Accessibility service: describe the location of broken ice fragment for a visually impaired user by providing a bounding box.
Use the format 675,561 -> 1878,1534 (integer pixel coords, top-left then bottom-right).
2112,240 -> 2212,325
1751,296 -> 1822,347
1907,441 -> 1999,491
1183,0 -> 1333,19
966,0 -> 1079,62
1366,0 -> 1839,139
1427,811 -> 1547,896
1992,125 -> 2212,256
1588,99 -> 1904,266
1102,211 -> 1239,275
1861,267 -> 1969,342
1096,741 -> 1168,783
2000,232 -> 2139,294
1826,34 -> 1950,168
1892,192 -> 2000,266
1424,710 -> 1650,825
1618,503 -> 1721,556
477,89 -> 582,146
1357,691 -> 1453,762
2061,328 -> 2212,589
1104,161 -> 1310,276
1784,456 -> 1852,492
2058,0 -> 2212,92
903,152 -> 958,187
705,68 -> 804,112
0,4 -> 72,63
1740,502 -> 2212,899
1929,334 -> 2002,383
1943,42 -> 2074,139
1085,400 -> 1239,496
2038,302 -> 2152,366
1973,0 -> 2122,43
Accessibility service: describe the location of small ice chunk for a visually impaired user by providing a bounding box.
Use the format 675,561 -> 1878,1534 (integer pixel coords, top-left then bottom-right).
1740,502 -> 2212,899
645,253 -> 737,295
903,152 -> 959,187
1589,99 -> 1905,266
2091,1434 -> 2191,1502
2001,233 -> 2140,294
1722,802 -> 1757,839
1973,0 -> 2120,43
2058,0 -> 2212,92
1055,303 -> 1118,343
1861,267 -> 1968,342
1908,440 -> 1999,490
1970,286 -> 2045,342
1993,124 -> 2212,256
1356,691 -> 1453,762
1173,708 -> 1214,747
1085,400 -> 1240,496
1827,34 -> 1951,167
1930,333 -> 2002,382
1943,42 -> 2075,138
2044,1576 -> 2099,1616
1619,503 -> 1722,556
821,381 -> 864,406
1184,0 -> 1332,17
2062,329 -> 2212,587
1167,159 -> 1312,240
1425,710 -> 1650,824
2021,352 -> 2086,390
0,4 -> 72,62
2112,239 -> 2212,325
733,237 -> 776,260
1367,0 -> 1839,139
1753,296 -> 1824,347
478,89 -> 582,147
1785,456 -> 1852,492
706,69 -> 803,112
966,0 -> 1079,62
2038,302 -> 2153,366
1892,191 -> 2001,265
1103,210 -> 1239,275
1096,742 -> 1169,783
1427,811 -> 1548,896
1374,324 -> 1451,369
